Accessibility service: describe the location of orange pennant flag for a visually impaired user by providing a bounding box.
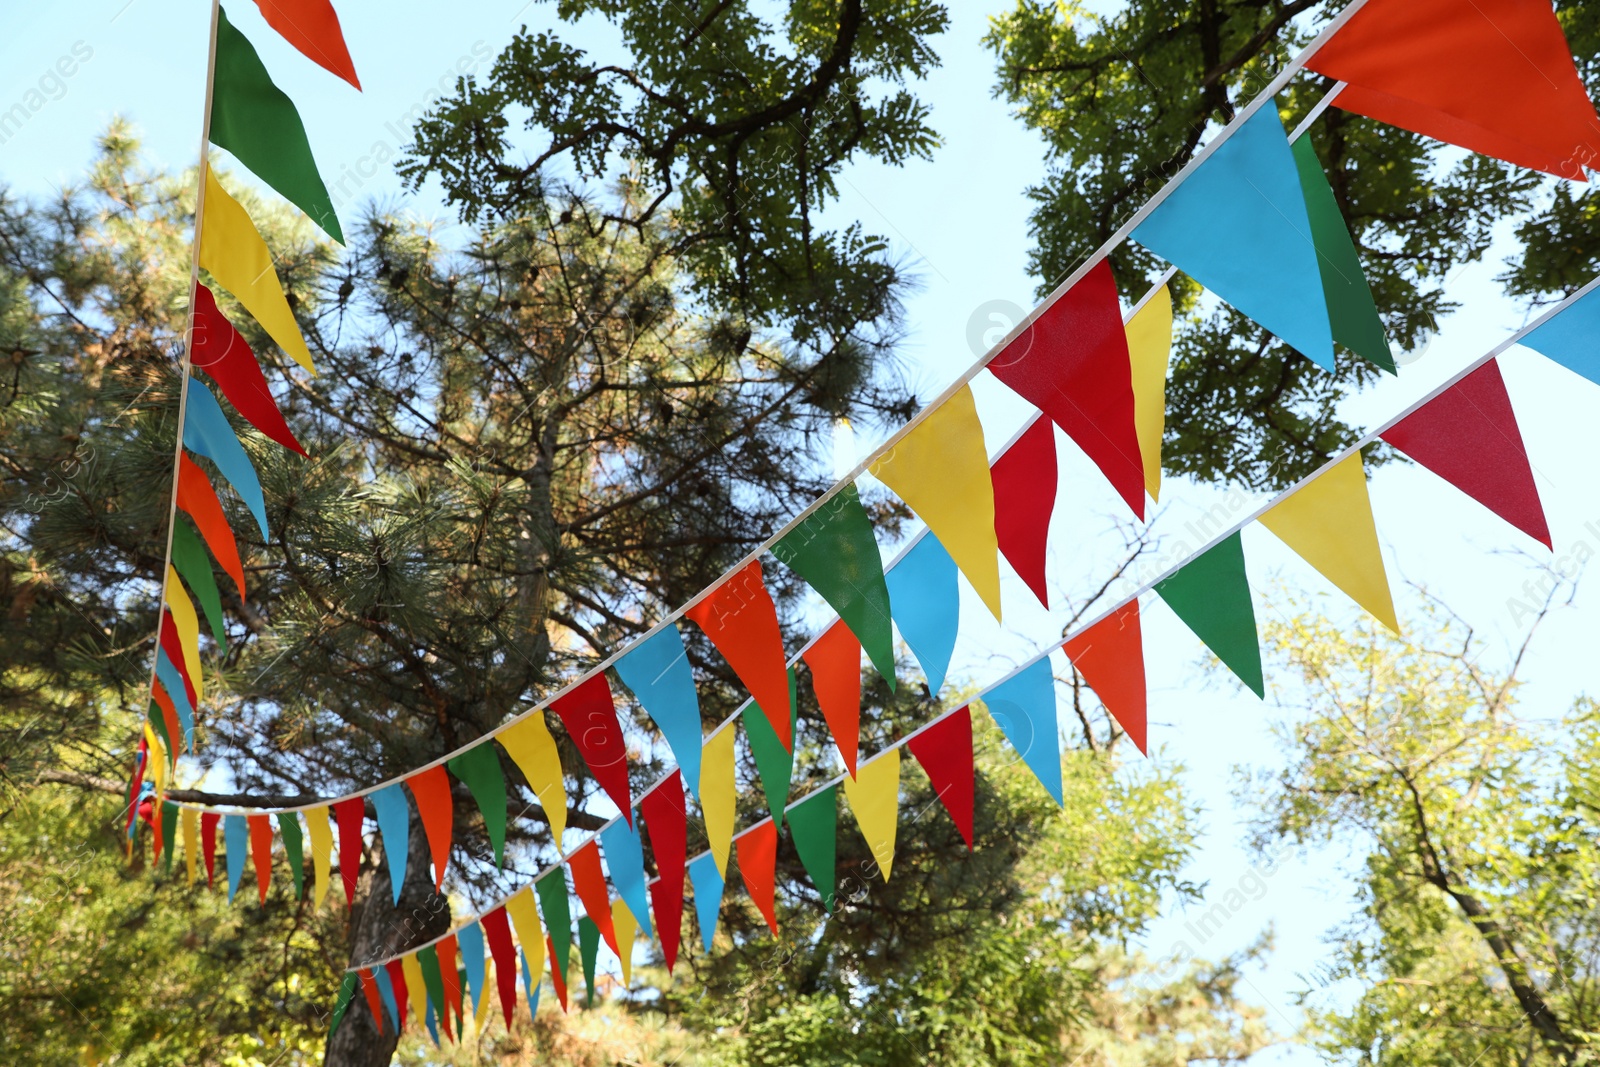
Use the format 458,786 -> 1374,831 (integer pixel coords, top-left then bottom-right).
685,560 -> 792,750
568,841 -> 619,957
406,765 -> 454,891
1062,600 -> 1148,754
736,820 -> 780,935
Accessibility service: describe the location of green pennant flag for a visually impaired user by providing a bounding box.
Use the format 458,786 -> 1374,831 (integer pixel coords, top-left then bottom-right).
787,785 -> 838,911
160,802 -> 179,873
1291,136 -> 1394,374
277,812 -> 305,899
772,483 -> 896,685
446,744 -> 508,866
171,519 -> 227,646
743,668 -> 798,830
535,874 -> 573,986
417,946 -> 449,1035
328,971 -> 358,1038
1154,531 -> 1264,697
147,702 -> 174,766
210,7 -> 344,244
577,916 -> 601,1008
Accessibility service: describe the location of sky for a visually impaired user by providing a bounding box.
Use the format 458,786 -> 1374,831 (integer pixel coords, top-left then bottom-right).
5,1 -> 1600,1060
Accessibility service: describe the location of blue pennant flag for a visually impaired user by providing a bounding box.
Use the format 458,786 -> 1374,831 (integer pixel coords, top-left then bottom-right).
457,921 -> 486,1015
370,783 -> 409,905
885,534 -> 960,696
182,377 -> 270,538
614,625 -> 703,798
224,813 -> 248,903
982,657 -> 1063,804
689,852 -> 724,953
599,817 -> 654,937
1519,286 -> 1600,387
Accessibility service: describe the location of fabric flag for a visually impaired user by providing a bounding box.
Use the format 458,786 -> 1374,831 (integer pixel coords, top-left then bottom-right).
611,899 -> 637,985
198,164 -> 315,374
481,905 -> 519,1029
1062,600 -> 1148,754
224,813 -> 248,903
613,625 -> 703,798
373,965 -> 401,1033
211,8 -> 342,243
329,972 -> 358,1039
743,668 -> 798,830
869,385 -> 1003,619
254,0 -> 361,89
447,744 -> 508,866
988,260 -> 1147,517
248,813 -> 274,903
981,657 -> 1063,805
176,452 -> 247,599
161,802 -> 179,873
1380,360 -> 1551,548
803,621 -> 864,777
401,954 -> 427,1038
700,727 -> 737,875
641,771 -> 687,972
550,673 -> 632,824
1154,532 -> 1264,697
405,765 -> 453,891
771,482 -> 896,680
599,817 -> 654,937
305,804 -> 334,908
334,795 -> 365,907
385,958 -> 409,1032
1306,0 -> 1600,181
577,918 -> 601,1008
906,707 -> 975,848
416,946 -> 452,1041
201,810 -> 221,886
171,518 -> 227,645
842,747 -> 900,881
535,873 -> 573,992
788,786 -> 838,911
437,934 -> 464,1034
685,560 -> 793,750
568,840 -> 618,956
358,969 -> 385,1034
370,783 -> 410,904
183,378 -> 269,539
277,812 -> 305,899
885,533 -> 960,695
191,283 -> 308,454
182,806 -> 200,885
153,652 -> 195,752
157,616 -> 196,716
689,852 -> 725,953
458,922 -> 486,1017
1520,286 -> 1600,387
163,568 -> 205,704
1132,105 -> 1333,370
506,887 -> 544,991
1260,452 -> 1398,633
521,952 -> 540,1014
1127,285 -> 1173,502
497,713 -> 567,847
736,820 -> 780,935
990,416 -> 1058,608
546,934 -> 569,1012
474,961 -> 495,1032
1290,138 -> 1394,373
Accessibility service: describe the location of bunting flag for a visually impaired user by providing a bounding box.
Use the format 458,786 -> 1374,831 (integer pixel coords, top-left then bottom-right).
277,812 -> 305,898
771,483 -> 896,680
535,873 -> 573,994
700,726 -> 737,875
578,918 -> 601,1008
201,811 -> 221,886
981,658 -> 1063,805
613,625 -> 703,798
520,952 -> 540,1013
870,385 -> 1003,620
417,946 -> 452,1041
1132,104 -> 1334,370
1306,0 -> 1600,181
155,649 -> 196,752
254,0 -> 362,88
248,813 -> 274,904
446,745 -> 507,866
358,969 -> 385,1034
506,887 -> 544,994
176,452 -> 247,599
481,905 -> 519,1029
990,416 -> 1058,608
458,922 -> 486,1016
550,674 -> 632,824
370,783 -> 410,904
685,560 -> 793,750
689,852 -> 725,953
788,786 -> 838,911
373,966 -> 401,1033
305,804 -> 334,907
885,533 -> 960,695
736,820 -> 780,935
988,260 -> 1147,517
224,813 -> 248,903
329,973 -> 358,1039
803,621 -> 864,777
385,958 -> 409,1033
160,802 -> 179,873
743,668 -> 798,830
640,772 -> 687,972
158,613 -> 197,715
906,707 -> 975,848
334,795 -> 364,907
406,765 -> 454,890
599,817 -> 654,937
1380,360 -> 1551,547
170,519 -> 227,645
1154,532 -> 1264,697
546,933 -> 569,1012
1126,285 -> 1173,502
1520,286 -> 1600,387
437,934 -> 464,1033
191,283 -> 308,455
150,689 -> 183,763
843,747 -> 900,880
611,899 -> 638,985
163,569 -> 204,705
182,807 -> 200,885
183,379 -> 268,539
497,713 -> 567,847
1261,451 -> 1398,632
401,954 -> 427,1039
1062,600 -> 1149,753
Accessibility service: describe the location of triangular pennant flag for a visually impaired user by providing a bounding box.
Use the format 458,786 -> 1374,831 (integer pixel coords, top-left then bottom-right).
1132,105 -> 1334,369
153,652 -> 195,752
1062,600 -> 1148,754
1260,451 -> 1398,633
329,972 -> 358,1039
406,765 -> 454,891
1154,532 -> 1264,697
277,812 -> 305,899
201,810 -> 221,887
160,801 -> 179,874
158,612 -> 198,713
1380,360 -> 1551,548
1289,138 -> 1395,373
506,887 -> 544,992
640,771 -> 686,973
191,283 -> 308,454
163,570 -> 206,708
253,0 -> 361,89
199,164 -> 315,374
446,744 -> 508,866
481,905 -> 519,1030
176,452 -> 247,599
497,714 -> 567,847
700,727 -> 736,875
546,933 -> 570,1012
611,898 -> 637,985
577,917 -> 601,1008
305,804 -> 333,907
906,708 -> 975,848
688,852 -> 725,953
685,560 -> 793,750
149,686 -> 183,763
416,946 -> 452,1042
802,621 -> 863,776
613,625 -> 703,798
1306,0 -> 1600,181
567,841 -> 619,957
170,518 -> 227,645
842,747 -> 900,881
182,806 -> 200,885
885,533 -> 960,695
401,955 -> 427,1037
457,922 -> 486,1017
373,965 -> 401,1034
334,795 -> 365,907
385,958 -> 409,1033
550,673 -> 632,824
535,872 -> 574,991
743,667 -> 798,830
359,968 -> 386,1034
990,416 -> 1058,607
988,260 -> 1146,517
183,377 -> 269,539
980,657 -> 1063,805
370,783 -> 410,905
521,952 -> 540,1015
211,8 -> 343,242
1520,286 -> 1600,388
224,813 -> 248,903
787,786 -> 838,911
736,819 -> 780,935
1126,285 -> 1173,502
436,934 -> 464,1033
869,385 -> 1003,619
599,817 -> 654,938
771,482 -> 896,681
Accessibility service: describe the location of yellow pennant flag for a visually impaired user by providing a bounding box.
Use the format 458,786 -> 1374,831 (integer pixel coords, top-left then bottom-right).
1260,451 -> 1399,633
304,804 -> 335,908
611,898 -> 636,985
506,886 -> 544,988
841,747 -> 900,881
497,714 -> 568,849
401,953 -> 429,1033
700,726 -> 737,876
1126,284 -> 1173,502
182,806 -> 200,885
198,163 -> 315,374
474,960 -> 495,1032
869,385 -> 1002,620
144,724 -> 168,796
164,566 -> 204,707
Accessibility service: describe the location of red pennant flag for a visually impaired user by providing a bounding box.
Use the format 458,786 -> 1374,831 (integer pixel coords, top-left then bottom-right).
546,934 -> 570,1012
191,283 -> 308,456
359,968 -> 386,1033
406,765 -> 454,890
201,811 -> 221,886
1307,0 -> 1600,181
176,452 -> 247,599
568,840 -> 619,956
686,560 -> 793,750
149,795 -> 165,860
437,932 -> 464,1030
481,905 -> 519,1029
991,416 -> 1059,608
158,612 -> 198,710
802,622 -> 863,777
248,813 -> 274,903
988,260 -> 1145,519
736,820 -> 779,935
906,707 -> 975,849
384,959 -> 408,1031
1380,360 -> 1552,548
640,771 -> 687,973
123,739 -> 147,841
253,0 -> 361,89
334,796 -> 364,907
550,673 -> 633,824
1062,600 -> 1148,754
